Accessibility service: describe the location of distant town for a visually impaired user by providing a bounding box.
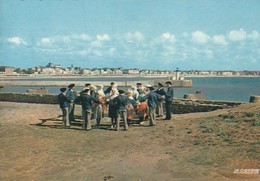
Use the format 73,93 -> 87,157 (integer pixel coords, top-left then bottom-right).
0,62 -> 259,77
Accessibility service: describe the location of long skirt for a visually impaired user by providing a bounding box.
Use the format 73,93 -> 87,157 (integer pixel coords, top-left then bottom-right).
126,104 -> 135,120
108,104 -> 118,118
138,102 -> 148,118
96,105 -> 103,119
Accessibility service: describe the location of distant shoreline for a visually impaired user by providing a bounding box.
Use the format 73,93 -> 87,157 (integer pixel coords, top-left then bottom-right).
0,74 -> 260,79
185,75 -> 260,78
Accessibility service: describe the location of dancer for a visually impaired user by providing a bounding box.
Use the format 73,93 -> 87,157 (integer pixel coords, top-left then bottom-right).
75,88 -> 100,131
66,83 -> 77,123
58,88 -> 71,128
106,88 -> 118,128
164,81 -> 174,120
140,86 -> 162,126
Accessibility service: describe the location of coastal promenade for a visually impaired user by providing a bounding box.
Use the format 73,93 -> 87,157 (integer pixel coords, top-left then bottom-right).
0,75 -> 192,87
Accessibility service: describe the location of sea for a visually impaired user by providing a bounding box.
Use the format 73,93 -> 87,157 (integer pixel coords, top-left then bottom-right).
1,77 -> 260,102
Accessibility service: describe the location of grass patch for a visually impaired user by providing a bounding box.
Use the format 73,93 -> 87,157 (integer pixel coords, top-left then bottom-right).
199,120 -> 214,133
193,139 -> 203,145
245,112 -> 256,117
252,120 -> 260,126
216,126 -> 233,144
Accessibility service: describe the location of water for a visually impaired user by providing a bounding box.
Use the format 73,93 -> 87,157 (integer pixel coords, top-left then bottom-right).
1,77 -> 260,102
177,77 -> 260,102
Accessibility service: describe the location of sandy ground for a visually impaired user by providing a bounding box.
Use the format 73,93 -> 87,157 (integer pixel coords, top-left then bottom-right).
0,101 -> 259,181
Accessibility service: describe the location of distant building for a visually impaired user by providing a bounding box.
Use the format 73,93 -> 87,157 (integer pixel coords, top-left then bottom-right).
5,67 -> 14,74
46,62 -> 62,68
82,69 -> 91,75
123,69 -> 140,74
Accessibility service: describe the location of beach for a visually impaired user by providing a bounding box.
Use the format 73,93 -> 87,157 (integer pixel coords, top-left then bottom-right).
0,101 -> 259,180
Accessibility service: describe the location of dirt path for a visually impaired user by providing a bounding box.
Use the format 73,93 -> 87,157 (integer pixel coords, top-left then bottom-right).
0,101 -> 259,180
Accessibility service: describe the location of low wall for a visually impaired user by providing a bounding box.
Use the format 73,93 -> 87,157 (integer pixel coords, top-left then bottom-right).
0,92 -> 58,104
0,79 -> 192,87
0,92 -> 243,114
172,99 -> 243,114
249,95 -> 260,103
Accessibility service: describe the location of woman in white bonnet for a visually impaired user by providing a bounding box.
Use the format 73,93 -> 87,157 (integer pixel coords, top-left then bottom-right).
129,85 -> 139,101
108,83 -> 118,96
96,84 -> 105,98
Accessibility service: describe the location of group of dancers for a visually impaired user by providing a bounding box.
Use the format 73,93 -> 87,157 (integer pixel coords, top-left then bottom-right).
58,81 -> 174,131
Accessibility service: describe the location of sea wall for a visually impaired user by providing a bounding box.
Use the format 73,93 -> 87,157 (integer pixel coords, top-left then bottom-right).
153,80 -> 192,87
0,92 -> 58,104
172,99 -> 243,114
249,95 -> 260,103
0,79 -> 192,87
0,92 -> 243,114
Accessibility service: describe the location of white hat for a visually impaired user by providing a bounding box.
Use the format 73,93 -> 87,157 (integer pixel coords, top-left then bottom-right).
145,84 -> 152,87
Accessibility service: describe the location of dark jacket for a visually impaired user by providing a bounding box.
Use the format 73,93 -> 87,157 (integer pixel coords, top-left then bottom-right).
127,98 -> 137,109
66,89 -> 77,101
156,87 -> 166,95
165,86 -> 174,102
107,97 -> 118,118
113,94 -> 128,111
104,86 -> 112,95
75,93 -> 100,110
141,91 -> 161,108
58,93 -> 70,108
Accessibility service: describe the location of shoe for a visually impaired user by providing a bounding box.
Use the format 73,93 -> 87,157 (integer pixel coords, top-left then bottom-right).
163,118 -> 170,120
86,129 -> 91,131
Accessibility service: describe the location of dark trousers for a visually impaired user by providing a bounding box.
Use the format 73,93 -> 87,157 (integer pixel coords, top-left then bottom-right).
165,102 -> 172,120
69,103 -> 75,122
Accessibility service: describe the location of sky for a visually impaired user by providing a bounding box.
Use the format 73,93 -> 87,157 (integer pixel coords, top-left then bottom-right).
0,0 -> 259,70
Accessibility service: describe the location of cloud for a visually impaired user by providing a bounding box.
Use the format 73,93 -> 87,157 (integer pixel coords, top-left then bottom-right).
96,34 -> 110,41
212,35 -> 228,45
124,32 -> 144,42
40,37 -> 52,44
37,37 -> 56,48
108,47 -> 117,56
71,34 -> 91,41
191,31 -> 210,44
228,29 -> 247,41
90,34 -> 111,48
160,32 -> 176,42
37,34 -> 92,47
204,49 -> 214,59
4,30 -> 259,70
182,32 -> 189,38
7,36 -> 27,46
248,30 -> 259,40
161,46 -> 175,57
90,41 -> 103,48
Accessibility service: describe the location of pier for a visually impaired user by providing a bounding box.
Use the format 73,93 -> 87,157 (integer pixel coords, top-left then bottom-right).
0,79 -> 192,87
